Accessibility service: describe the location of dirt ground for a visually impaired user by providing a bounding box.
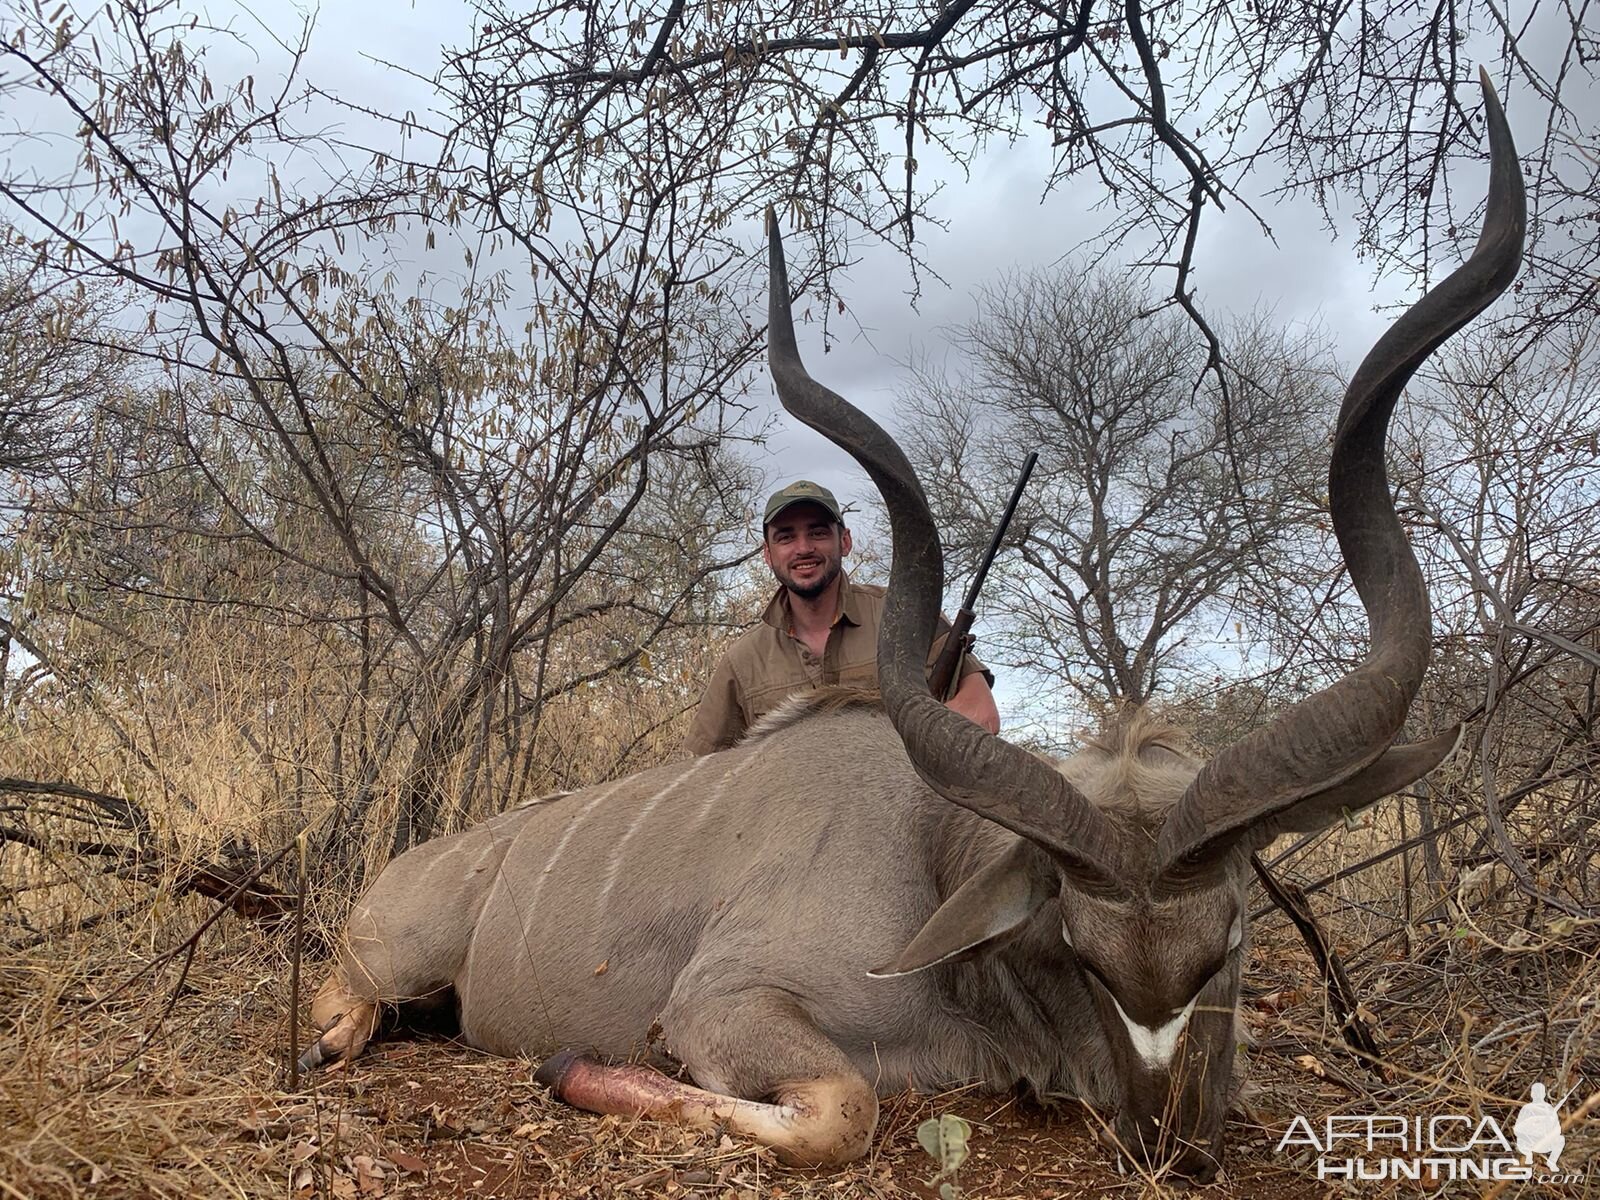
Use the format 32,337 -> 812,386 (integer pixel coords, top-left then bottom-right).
268,1037 -> 1336,1200
3,905 -> 1595,1199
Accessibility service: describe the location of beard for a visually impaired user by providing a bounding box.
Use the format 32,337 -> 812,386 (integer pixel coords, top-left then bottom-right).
776,555 -> 841,600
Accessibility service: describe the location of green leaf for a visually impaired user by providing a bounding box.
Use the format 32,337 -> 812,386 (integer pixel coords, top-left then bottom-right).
916,1113 -> 972,1175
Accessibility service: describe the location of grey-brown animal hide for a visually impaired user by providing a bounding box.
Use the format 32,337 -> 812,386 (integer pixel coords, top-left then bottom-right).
314,695 -> 1247,1173
331,699 -> 1148,1090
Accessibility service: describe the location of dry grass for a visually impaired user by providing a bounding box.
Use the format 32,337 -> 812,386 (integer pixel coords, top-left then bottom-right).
3,697 -> 1597,1199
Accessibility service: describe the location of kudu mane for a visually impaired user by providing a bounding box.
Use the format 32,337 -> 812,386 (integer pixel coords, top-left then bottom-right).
1065,710 -> 1200,824
750,689 -> 1198,825
737,686 -> 884,745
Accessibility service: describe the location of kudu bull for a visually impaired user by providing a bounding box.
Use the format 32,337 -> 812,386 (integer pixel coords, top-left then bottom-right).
302,75 -> 1524,1179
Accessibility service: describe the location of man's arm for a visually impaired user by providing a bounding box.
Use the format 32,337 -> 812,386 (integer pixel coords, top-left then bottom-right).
684,656 -> 747,756
946,667 -> 1000,734
922,624 -> 1000,733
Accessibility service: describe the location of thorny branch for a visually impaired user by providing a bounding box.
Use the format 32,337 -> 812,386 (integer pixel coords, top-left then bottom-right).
449,0 -> 1595,358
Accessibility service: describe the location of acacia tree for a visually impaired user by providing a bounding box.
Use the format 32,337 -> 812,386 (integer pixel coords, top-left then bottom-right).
1393,330 -> 1600,918
894,266 -> 1333,720
0,2 -> 762,867
0,236 -> 129,696
0,239 -> 123,486
1206,324 -> 1600,930
445,0 -> 1597,356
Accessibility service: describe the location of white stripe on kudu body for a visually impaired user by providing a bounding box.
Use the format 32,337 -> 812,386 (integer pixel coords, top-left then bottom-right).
527,778 -> 628,912
687,748 -> 759,839
599,755 -> 713,904
1109,992 -> 1200,1069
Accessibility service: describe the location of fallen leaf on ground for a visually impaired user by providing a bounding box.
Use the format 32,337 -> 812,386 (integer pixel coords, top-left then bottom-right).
352,1154 -> 385,1196
1293,1054 -> 1327,1078
388,1148 -> 427,1174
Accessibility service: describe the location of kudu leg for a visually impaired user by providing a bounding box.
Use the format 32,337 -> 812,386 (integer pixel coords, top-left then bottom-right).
298,864 -> 475,1073
298,963 -> 458,1072
299,971 -> 379,1071
537,988 -> 878,1167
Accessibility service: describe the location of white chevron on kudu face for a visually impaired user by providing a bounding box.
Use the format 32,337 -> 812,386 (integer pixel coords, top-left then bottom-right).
1108,991 -> 1200,1069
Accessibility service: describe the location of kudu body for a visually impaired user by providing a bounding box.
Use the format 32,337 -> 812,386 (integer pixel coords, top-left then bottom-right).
303,76 -> 1524,1179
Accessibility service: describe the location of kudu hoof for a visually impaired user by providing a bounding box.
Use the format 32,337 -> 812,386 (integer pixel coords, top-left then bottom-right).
296,1042 -> 326,1074
533,1047 -> 592,1096
297,1031 -> 355,1074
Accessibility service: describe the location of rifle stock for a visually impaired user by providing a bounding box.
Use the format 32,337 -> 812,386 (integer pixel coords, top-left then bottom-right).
928,611 -> 976,703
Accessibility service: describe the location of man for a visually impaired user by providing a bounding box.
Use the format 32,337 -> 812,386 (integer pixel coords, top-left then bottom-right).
685,480 -> 1001,755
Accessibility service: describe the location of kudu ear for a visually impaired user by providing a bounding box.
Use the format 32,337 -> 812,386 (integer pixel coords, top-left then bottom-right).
1159,725 -> 1464,878
868,841 -> 1057,978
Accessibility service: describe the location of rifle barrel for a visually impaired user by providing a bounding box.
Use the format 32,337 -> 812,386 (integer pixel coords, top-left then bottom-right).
959,450 -> 1038,613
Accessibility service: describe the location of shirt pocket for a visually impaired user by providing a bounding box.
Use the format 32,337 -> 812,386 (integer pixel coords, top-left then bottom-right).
745,677 -> 810,719
837,656 -> 880,691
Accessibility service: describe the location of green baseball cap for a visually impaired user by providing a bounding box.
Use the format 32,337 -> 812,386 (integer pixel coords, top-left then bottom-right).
761,479 -> 844,528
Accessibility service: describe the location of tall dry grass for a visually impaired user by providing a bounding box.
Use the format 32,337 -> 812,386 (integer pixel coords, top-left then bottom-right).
1,619 -> 744,1198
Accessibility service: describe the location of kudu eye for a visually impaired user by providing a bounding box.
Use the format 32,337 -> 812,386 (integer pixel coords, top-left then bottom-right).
1077,956 -> 1115,996
1175,847 -> 1211,875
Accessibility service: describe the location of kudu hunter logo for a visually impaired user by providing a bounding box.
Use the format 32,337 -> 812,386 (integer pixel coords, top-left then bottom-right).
1277,1083 -> 1582,1184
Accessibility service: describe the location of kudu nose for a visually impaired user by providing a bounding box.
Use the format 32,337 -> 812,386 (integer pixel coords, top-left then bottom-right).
1109,1114 -> 1220,1184
1174,1149 -> 1219,1184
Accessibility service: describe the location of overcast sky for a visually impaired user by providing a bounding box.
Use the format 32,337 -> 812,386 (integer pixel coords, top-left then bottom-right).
30,0 -> 1567,509
756,154 -> 1411,509
287,0 -> 1422,499
20,1 -> 1565,730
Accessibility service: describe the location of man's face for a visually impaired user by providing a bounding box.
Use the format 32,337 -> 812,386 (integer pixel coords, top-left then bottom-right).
762,502 -> 852,600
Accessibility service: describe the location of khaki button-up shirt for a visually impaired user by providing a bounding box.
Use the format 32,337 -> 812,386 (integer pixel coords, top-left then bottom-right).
684,572 -> 991,756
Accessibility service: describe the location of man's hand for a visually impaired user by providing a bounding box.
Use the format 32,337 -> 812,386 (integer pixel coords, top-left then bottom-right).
946,671 -> 1001,734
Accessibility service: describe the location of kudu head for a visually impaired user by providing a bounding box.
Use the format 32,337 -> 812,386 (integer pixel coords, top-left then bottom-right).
765,72 -> 1524,1181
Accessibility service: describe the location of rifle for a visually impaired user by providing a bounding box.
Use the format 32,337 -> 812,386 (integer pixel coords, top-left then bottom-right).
927,450 -> 1038,701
